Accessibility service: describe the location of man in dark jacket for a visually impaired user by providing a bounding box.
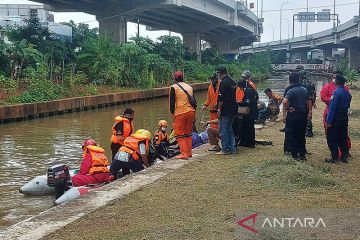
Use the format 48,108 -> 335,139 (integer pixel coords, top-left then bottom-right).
283,73 -> 312,160
237,79 -> 259,148
216,66 -> 237,155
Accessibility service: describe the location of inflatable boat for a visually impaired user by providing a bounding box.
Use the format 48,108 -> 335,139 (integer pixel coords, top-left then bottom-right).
19,165 -> 109,205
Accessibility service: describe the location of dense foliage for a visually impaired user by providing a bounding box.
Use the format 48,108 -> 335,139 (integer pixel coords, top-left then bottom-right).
336,58 -> 359,85
0,16 -> 272,104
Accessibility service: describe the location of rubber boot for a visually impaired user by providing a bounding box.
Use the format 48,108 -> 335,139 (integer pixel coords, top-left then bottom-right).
175,138 -> 188,159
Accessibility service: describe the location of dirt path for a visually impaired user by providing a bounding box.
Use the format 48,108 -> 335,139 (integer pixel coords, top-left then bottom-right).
46,88 -> 360,240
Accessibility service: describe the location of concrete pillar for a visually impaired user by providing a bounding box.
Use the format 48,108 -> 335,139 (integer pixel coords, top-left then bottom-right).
214,40 -> 231,53
183,32 -> 201,62
322,48 -> 332,65
347,44 -> 360,69
98,16 -> 127,43
299,51 -> 308,64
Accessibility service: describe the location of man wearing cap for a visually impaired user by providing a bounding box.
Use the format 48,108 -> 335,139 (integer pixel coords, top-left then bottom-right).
241,70 -> 256,90
169,71 -> 196,160
202,73 -> 220,130
325,75 -> 352,164
216,66 -> 237,155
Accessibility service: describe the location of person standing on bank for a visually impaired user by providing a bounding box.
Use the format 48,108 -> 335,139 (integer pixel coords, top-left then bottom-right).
325,75 -> 352,164
283,73 -> 312,160
169,71 -> 196,160
202,73 -> 220,129
237,78 -> 259,148
216,66 -> 237,155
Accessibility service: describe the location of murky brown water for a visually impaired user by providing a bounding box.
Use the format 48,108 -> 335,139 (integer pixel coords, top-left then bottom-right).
0,73 -> 329,230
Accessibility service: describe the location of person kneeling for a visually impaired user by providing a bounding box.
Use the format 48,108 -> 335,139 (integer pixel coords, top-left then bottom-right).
72,139 -> 113,187
110,129 -> 152,178
153,120 -> 170,159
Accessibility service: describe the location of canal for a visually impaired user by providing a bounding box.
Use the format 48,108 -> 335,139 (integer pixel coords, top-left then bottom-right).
0,73 -> 330,230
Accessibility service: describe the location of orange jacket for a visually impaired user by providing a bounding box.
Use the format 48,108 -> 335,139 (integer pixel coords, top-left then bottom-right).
153,130 -> 169,145
203,82 -> 220,111
170,82 -> 195,116
248,80 -> 256,90
120,134 -> 149,161
236,87 -> 245,103
110,116 -> 133,145
83,146 -> 110,175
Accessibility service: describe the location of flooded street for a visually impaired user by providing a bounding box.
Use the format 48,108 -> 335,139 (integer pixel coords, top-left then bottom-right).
0,73 -> 329,230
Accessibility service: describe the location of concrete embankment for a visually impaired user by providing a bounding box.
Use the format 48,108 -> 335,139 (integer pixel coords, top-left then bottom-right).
0,82 -> 208,124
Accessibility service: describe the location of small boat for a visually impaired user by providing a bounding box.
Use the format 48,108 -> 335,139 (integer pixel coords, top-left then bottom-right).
19,166 -> 108,205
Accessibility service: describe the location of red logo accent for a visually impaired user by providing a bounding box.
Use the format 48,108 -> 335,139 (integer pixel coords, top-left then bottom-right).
237,213 -> 258,233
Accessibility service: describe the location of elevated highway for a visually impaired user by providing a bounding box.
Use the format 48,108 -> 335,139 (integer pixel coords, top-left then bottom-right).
34,0 -> 262,56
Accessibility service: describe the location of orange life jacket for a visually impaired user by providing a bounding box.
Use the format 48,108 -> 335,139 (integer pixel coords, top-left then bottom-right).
110,116 -> 133,145
153,130 -> 168,145
83,146 -> 110,175
236,87 -> 245,103
171,82 -> 195,116
248,80 -> 256,90
120,134 -> 149,161
204,82 -> 220,111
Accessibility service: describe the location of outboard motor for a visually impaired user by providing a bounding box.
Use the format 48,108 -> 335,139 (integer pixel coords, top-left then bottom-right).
47,164 -> 70,199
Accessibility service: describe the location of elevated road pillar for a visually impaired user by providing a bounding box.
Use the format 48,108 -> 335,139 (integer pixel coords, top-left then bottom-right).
347,43 -> 360,69
183,32 -> 202,62
322,48 -> 332,65
98,16 -> 127,43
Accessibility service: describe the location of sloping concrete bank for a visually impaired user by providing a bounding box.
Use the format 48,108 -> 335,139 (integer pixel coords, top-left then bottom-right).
0,144 -> 210,240
0,82 -> 208,123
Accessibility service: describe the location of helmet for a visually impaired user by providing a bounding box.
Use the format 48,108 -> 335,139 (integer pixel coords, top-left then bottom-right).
159,120 -> 168,127
82,139 -> 97,148
134,129 -> 151,140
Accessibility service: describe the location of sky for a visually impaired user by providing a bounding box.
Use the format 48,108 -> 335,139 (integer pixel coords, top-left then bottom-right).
1,0 -> 359,43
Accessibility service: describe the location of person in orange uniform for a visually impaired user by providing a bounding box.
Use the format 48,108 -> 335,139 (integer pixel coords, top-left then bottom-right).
110,108 -> 134,160
72,139 -> 113,187
201,73 -> 220,129
110,129 -> 152,178
153,120 -> 170,158
169,71 -> 196,160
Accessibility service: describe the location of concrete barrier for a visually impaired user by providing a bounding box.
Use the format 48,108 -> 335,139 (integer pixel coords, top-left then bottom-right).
0,82 -> 208,123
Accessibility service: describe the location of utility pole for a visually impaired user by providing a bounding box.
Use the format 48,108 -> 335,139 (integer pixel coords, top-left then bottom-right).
333,0 -> 336,28
306,0 -> 309,37
261,0 -> 263,19
284,19 -> 290,39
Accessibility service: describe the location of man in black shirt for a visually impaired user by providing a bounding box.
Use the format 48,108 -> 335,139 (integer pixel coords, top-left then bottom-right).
216,66 -> 237,155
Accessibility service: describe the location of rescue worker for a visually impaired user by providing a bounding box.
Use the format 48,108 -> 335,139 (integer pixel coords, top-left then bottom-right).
110,129 -> 152,178
298,67 -> 316,137
241,70 -> 257,90
110,108 -> 134,160
283,72 -> 312,160
169,71 -> 196,160
201,73 -> 220,129
259,88 -> 283,123
237,79 -> 259,148
325,75 -> 352,163
153,120 -> 170,159
320,70 -> 351,156
72,139 -> 113,187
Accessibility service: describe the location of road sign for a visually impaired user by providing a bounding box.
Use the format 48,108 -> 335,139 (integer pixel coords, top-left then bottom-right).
298,12 -> 316,22
317,11 -> 331,22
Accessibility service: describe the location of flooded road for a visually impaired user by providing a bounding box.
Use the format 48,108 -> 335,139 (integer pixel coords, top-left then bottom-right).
0,73 -> 329,230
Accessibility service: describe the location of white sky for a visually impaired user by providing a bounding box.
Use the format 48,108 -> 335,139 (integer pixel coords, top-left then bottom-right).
1,0 -> 359,43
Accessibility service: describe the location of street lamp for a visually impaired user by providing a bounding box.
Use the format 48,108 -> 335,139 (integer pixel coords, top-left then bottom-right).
280,1 -> 290,42
267,25 -> 275,41
284,18 -> 290,40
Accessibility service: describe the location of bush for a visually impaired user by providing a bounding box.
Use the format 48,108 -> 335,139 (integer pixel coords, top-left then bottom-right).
184,60 -> 214,82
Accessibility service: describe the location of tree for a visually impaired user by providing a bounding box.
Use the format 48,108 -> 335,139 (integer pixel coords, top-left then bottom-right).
6,15 -> 50,47
129,36 -> 155,53
61,20 -> 98,48
154,36 -> 185,68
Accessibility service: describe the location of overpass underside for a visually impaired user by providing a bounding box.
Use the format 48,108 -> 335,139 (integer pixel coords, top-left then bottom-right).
36,0 -> 260,55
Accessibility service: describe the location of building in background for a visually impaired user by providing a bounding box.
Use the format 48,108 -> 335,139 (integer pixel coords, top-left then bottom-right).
0,4 -> 72,42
